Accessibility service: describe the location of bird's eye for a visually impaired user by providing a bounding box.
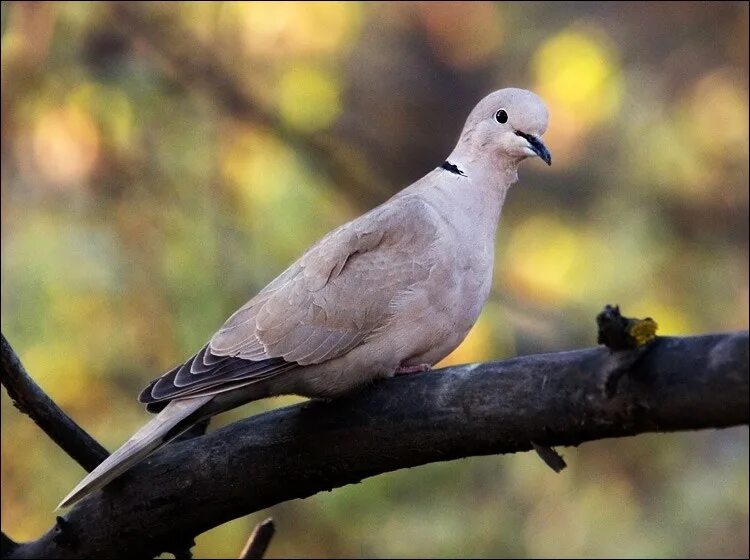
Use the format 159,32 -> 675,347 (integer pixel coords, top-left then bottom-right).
495,109 -> 508,124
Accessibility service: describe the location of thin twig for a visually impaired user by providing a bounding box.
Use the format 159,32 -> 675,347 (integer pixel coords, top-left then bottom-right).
530,441 -> 567,473
239,518 -> 276,559
0,333 -> 109,472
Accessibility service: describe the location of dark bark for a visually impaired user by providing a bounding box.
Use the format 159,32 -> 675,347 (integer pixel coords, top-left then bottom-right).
0,533 -> 17,558
5,332 -> 749,559
530,441 -> 567,473
0,334 -> 109,472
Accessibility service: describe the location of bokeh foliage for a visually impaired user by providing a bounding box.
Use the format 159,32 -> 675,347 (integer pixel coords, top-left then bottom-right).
1,2 -> 748,557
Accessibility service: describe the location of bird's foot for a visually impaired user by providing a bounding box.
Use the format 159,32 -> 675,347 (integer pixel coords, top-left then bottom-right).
395,363 -> 431,376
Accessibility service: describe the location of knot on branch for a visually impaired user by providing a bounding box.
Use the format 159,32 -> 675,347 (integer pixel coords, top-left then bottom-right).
596,305 -> 660,397
597,304 -> 658,351
51,517 -> 77,549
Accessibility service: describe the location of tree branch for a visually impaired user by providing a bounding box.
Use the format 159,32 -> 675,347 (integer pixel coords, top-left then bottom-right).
0,334 -> 109,473
5,332 -> 748,559
1,533 -> 17,558
530,441 -> 567,473
239,518 -> 275,559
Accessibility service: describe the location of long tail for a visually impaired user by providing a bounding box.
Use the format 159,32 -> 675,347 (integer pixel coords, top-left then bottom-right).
56,395 -> 213,510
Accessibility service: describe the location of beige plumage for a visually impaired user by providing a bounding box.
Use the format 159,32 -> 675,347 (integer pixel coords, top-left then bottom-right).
58,87 -> 550,509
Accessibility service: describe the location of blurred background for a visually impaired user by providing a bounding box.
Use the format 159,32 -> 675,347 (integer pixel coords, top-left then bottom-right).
1,1 -> 748,557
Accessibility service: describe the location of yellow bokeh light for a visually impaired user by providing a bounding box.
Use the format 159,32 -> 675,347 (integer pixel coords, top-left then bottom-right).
19,342 -> 93,410
68,83 -> 134,152
277,66 -> 342,132
505,215 -> 577,304
627,70 -> 749,200
32,106 -> 100,189
234,1 -> 363,58
436,311 -> 492,368
533,28 -> 621,123
220,125 -> 297,221
533,27 -> 622,163
682,70 -> 749,161
627,118 -> 711,196
503,215 -> 608,305
626,299 -> 694,336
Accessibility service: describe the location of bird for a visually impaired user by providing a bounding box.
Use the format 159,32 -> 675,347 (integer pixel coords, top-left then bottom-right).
58,87 -> 551,509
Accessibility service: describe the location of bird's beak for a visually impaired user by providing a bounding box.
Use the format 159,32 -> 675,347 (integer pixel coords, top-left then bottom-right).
514,130 -> 552,166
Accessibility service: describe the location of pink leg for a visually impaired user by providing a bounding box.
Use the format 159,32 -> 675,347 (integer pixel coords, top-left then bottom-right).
395,363 -> 432,376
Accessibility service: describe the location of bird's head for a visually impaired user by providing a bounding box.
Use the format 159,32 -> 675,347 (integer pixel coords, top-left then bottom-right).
456,88 -> 551,168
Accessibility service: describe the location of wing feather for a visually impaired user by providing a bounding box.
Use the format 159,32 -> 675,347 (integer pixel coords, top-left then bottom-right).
140,195 -> 440,407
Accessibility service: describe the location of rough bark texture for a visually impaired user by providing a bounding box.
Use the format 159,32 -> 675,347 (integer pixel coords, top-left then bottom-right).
5,332 -> 749,559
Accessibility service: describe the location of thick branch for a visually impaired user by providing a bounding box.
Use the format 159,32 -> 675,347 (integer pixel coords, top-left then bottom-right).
0,334 -> 109,472
0,533 -> 17,558
7,332 -> 748,559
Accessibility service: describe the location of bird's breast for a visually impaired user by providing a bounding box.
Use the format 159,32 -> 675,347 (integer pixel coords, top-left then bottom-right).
428,227 -> 495,332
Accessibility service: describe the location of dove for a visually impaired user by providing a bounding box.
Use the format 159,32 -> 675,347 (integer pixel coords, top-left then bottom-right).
58,87 -> 550,509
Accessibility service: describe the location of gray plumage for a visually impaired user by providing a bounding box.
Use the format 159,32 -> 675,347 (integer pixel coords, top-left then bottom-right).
58,87 -> 550,510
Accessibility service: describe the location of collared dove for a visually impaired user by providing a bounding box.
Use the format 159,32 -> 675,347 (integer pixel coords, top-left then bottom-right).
58,87 -> 550,509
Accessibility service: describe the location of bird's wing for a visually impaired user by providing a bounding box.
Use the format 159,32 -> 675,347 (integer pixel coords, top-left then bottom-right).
139,194 -> 440,405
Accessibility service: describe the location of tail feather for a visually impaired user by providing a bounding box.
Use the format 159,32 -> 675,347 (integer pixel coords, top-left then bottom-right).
56,395 -> 213,510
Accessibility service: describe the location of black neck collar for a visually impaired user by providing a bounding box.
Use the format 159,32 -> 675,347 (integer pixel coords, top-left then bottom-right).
440,161 -> 467,177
